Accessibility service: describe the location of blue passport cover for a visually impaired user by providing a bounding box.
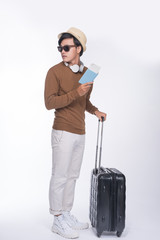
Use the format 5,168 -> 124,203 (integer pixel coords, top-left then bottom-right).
79,69 -> 98,84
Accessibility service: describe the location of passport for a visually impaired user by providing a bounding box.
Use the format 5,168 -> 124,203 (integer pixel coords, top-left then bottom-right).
79,63 -> 101,84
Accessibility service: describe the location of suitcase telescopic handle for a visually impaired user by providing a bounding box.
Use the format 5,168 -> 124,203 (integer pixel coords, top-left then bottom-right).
95,116 -> 104,173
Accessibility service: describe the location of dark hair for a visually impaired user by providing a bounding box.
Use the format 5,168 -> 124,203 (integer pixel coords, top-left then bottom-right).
58,33 -> 83,56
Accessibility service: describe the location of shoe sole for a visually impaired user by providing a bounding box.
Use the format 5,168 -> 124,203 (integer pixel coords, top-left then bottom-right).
52,226 -> 79,239
71,224 -> 89,231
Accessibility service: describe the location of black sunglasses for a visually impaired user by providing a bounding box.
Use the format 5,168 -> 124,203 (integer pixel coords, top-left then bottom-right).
57,45 -> 77,52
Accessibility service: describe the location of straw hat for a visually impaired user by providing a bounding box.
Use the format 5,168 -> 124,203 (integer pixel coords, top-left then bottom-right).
58,27 -> 87,52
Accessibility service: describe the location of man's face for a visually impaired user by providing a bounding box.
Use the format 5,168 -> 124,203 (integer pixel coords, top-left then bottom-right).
60,38 -> 81,64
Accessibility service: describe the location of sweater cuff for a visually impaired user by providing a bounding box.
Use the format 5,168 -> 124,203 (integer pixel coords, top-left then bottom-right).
69,89 -> 80,100
91,107 -> 99,115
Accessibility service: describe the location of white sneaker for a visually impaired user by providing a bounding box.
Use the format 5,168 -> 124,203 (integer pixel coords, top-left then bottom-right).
63,212 -> 89,230
52,215 -> 79,239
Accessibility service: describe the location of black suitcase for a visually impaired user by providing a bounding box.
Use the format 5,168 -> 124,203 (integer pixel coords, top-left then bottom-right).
89,118 -> 126,237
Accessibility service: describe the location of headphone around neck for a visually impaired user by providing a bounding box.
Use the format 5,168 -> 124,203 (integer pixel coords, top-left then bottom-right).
64,61 -> 84,73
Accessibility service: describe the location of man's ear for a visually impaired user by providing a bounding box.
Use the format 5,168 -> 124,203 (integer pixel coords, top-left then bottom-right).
77,46 -> 81,54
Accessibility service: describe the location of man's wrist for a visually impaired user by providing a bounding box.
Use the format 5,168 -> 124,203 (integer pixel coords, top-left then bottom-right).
94,110 -> 99,115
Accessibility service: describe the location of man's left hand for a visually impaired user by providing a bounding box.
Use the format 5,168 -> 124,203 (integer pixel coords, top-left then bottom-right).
94,110 -> 107,121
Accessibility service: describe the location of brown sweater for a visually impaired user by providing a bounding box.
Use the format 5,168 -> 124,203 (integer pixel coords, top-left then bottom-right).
44,62 -> 98,134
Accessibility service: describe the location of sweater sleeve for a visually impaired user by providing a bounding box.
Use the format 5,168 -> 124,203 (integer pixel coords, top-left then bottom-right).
85,85 -> 98,114
44,68 -> 80,110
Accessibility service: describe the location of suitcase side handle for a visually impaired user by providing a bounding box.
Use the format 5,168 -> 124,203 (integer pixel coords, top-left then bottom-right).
95,116 -> 104,173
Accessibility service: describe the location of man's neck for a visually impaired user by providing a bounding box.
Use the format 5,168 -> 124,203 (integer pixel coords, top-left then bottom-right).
68,57 -> 80,66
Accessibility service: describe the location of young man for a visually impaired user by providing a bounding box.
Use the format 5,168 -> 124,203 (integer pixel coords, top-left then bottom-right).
44,27 -> 106,239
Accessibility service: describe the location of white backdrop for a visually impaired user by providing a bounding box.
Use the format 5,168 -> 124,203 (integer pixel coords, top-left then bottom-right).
0,0 -> 160,240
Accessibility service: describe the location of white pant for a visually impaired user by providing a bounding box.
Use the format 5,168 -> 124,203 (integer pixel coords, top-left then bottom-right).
49,129 -> 85,215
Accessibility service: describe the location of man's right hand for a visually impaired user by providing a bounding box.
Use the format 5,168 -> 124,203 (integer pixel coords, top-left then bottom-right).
76,82 -> 93,96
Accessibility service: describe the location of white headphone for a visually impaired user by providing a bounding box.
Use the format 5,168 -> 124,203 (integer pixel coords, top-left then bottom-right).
64,61 -> 84,73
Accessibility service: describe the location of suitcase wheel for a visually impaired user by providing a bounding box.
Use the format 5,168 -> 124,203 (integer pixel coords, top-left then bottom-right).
97,232 -> 102,238
116,231 -> 122,237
